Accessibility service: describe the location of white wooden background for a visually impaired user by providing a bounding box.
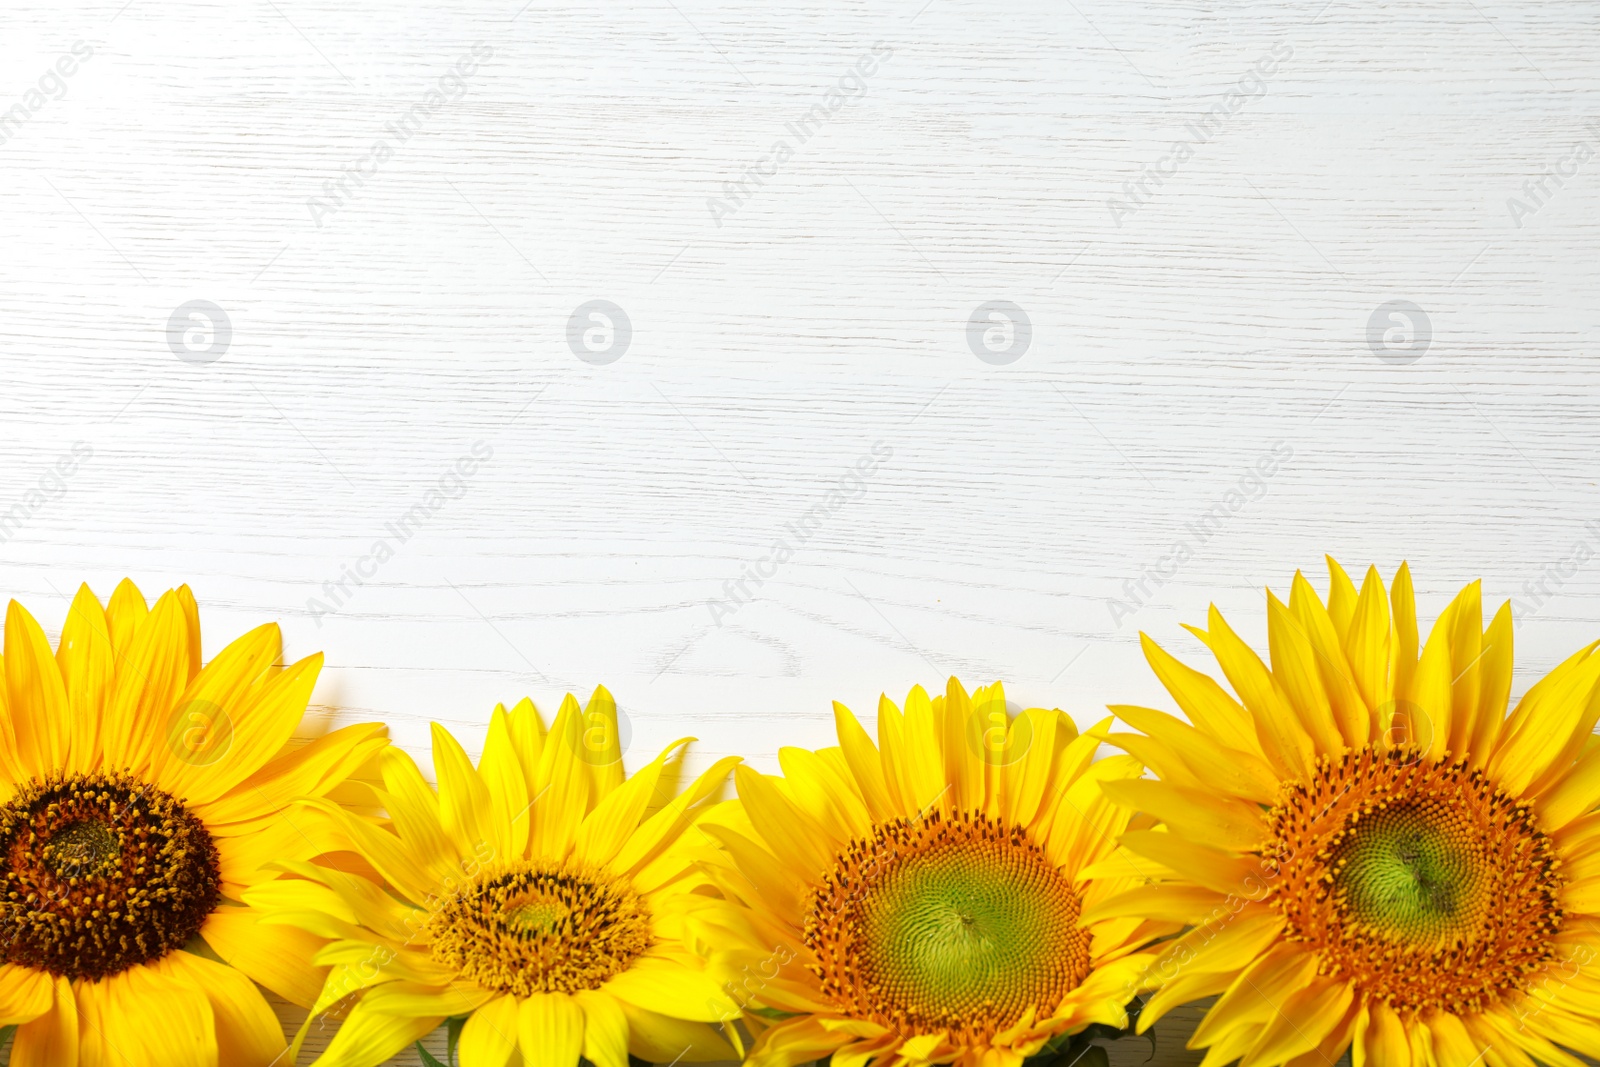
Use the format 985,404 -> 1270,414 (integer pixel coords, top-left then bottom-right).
2,0 -> 1598,1062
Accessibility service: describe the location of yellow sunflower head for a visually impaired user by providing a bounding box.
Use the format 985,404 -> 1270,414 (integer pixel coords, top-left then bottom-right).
1095,559 -> 1600,1067
696,677 -> 1169,1067
0,580 -> 386,1067
249,686 -> 743,1067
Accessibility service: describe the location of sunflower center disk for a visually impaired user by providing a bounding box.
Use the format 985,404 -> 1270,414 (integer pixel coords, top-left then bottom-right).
426,863 -> 652,997
1268,746 -> 1564,1016
806,811 -> 1090,1044
0,772 -> 222,981
1332,801 -> 1488,944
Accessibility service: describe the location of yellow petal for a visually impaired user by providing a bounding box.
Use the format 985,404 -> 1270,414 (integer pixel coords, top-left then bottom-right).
479,704 -> 531,861
613,755 -> 740,882
698,823 -> 804,918
1536,741 -> 1600,830
459,994 -> 521,1067
313,996 -> 440,1067
580,685 -> 627,800
361,980 -> 496,1018
602,960 -> 735,1022
435,721 -> 498,861
1344,564 -> 1393,722
1002,707 -> 1065,831
778,744 -> 871,840
617,1002 -> 736,1063
1470,602 -> 1514,767
1492,643 -> 1600,796
1425,1010 -> 1484,1067
1109,706 -> 1279,804
104,578 -> 148,658
1353,1000 -> 1407,1067
101,590 -> 193,775
832,701 -> 895,822
941,677 -> 981,814
575,990 -> 630,1067
576,739 -> 689,868
78,961 -> 216,1067
194,722 -> 387,830
505,696 -> 547,787
733,765 -> 837,878
1141,911 -> 1286,1028
1240,977 -> 1352,1067
55,583 -> 112,775
1390,562 -> 1420,701
9,974 -> 75,1067
1141,633 -> 1259,756
160,950 -> 287,1067
373,745 -> 463,874
1288,571 -> 1370,748
204,903 -> 331,1008
746,1016 -> 850,1067
900,684 -> 947,814
1118,830 -> 1260,895
5,599 -> 70,776
0,965 -> 54,1026
299,797 -> 436,903
1324,556 -> 1360,636
1081,884 -> 1228,926
530,695 -> 591,858
1440,582 -> 1484,757
212,804 -> 353,893
875,692 -> 911,813
1042,755 -> 1140,875
153,626 -> 294,803
1193,944 -> 1319,1047
1191,605 -> 1315,778
1397,603 -> 1452,762
1102,776 -> 1268,851
1266,589 -> 1342,754
519,992 -> 584,1067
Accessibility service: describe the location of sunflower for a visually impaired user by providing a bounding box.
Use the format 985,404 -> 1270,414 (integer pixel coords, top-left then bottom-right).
249,686 -> 744,1067
1093,559 -> 1600,1067
0,580 -> 386,1066
694,677 -> 1171,1067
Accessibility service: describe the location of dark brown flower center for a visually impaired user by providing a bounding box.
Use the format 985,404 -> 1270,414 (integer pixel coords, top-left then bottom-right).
0,772 -> 221,980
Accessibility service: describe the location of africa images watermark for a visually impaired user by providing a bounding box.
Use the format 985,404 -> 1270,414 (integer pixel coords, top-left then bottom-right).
1504,121 -> 1599,229
706,440 -> 892,626
1508,520 -> 1600,627
706,41 -> 894,227
0,41 -> 94,149
306,441 -> 493,625
306,42 -> 494,228
1108,441 -> 1294,628
0,442 -> 94,545
1107,42 -> 1293,227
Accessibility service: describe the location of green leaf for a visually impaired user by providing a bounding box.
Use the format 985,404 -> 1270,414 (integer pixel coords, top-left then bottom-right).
446,1015 -> 467,1065
1067,1046 -> 1110,1067
415,1042 -> 450,1067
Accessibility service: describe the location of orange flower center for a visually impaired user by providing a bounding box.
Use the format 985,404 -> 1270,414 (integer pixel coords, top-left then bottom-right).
804,810 -> 1091,1045
1265,746 -> 1564,1016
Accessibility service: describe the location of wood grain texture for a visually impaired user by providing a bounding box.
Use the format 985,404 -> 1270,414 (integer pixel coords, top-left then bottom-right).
2,0 -> 1599,1062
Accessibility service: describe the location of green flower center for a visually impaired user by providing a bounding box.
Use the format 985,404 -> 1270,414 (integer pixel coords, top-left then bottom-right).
1267,747 -> 1565,1016
1331,801 -> 1486,944
805,811 -> 1091,1043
